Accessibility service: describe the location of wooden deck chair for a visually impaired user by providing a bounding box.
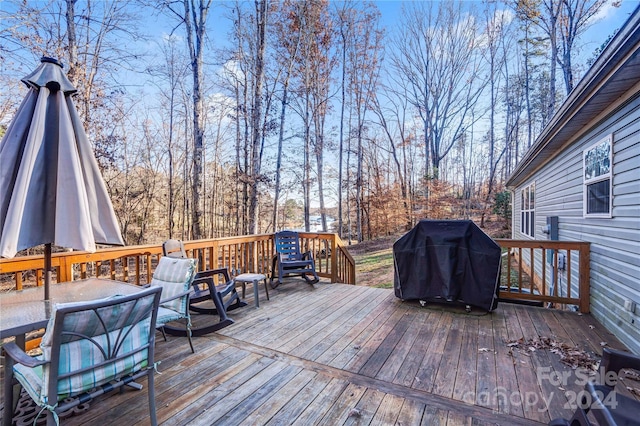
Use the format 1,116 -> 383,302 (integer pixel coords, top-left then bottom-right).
2,287 -> 162,426
270,231 -> 320,288
549,347 -> 640,426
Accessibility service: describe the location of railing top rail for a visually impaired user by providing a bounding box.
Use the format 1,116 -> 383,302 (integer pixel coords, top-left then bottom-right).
495,239 -> 591,249
1,233 -> 358,285
334,235 -> 356,264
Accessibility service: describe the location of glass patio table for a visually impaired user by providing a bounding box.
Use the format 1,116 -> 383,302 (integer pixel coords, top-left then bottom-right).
0,278 -> 144,347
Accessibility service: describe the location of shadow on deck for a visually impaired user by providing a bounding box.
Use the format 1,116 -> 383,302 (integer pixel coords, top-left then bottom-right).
3,282 -> 631,425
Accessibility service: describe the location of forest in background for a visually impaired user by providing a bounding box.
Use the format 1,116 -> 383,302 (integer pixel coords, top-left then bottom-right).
0,0 -> 622,246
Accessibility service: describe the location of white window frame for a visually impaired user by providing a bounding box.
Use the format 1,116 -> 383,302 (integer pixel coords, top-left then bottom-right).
583,135 -> 613,218
520,182 -> 535,238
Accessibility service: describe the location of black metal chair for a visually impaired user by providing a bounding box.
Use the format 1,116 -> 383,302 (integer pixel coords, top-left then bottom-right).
270,231 -> 320,288
160,239 -> 246,335
162,239 -> 187,258
2,287 -> 162,426
185,268 -> 246,335
549,347 -> 640,426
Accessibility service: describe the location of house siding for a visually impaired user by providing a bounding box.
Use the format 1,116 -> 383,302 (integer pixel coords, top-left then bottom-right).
513,94 -> 640,354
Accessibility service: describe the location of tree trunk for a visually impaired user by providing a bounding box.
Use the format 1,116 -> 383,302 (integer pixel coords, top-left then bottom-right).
183,0 -> 211,240
65,0 -> 78,84
248,0 -> 267,234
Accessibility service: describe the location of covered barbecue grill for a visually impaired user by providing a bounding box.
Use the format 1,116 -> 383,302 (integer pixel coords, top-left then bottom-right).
393,220 -> 501,312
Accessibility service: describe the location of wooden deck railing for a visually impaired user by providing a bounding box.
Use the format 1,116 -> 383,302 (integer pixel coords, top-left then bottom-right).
1,235 -> 589,313
495,239 -> 591,313
0,232 -> 356,291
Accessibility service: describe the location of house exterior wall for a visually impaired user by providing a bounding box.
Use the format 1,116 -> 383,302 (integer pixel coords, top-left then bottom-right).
512,93 -> 640,354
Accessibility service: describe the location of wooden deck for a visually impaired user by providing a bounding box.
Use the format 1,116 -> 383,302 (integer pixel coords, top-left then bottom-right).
3,282 -> 630,425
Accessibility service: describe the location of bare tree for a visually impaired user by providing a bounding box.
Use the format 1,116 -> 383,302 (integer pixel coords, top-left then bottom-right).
515,0 -> 563,119
392,1 -> 485,210
271,1 -> 303,232
557,0 -> 610,93
346,5 -> 382,241
163,0 -> 212,239
247,0 -> 268,234
3,0 -> 146,167
287,0 -> 332,232
371,83 -> 413,231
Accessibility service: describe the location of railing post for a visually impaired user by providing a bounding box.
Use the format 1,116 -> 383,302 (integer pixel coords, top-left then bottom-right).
212,240 -> 220,269
579,242 -> 591,314
57,254 -> 72,282
331,234 -> 338,283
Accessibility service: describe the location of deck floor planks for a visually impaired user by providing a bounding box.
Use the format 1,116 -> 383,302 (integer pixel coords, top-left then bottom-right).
343,301 -> 411,374
120,351 -> 269,426
431,315 -> 465,399
328,298 -> 408,371
474,313 -> 498,412
412,310 -> 454,393
501,303 -> 550,423
161,353 -> 274,425
298,289 -> 392,362
369,392 -> 404,425
228,284 -> 360,345
342,387 -> 387,426
241,369 -> 317,425
452,317 -> 479,404
445,410 -> 471,425
526,306 -> 583,420
290,377 -> 350,426
276,286 -> 374,355
555,308 -> 622,355
374,304 -> 429,383
264,373 -> 333,426
5,284 -> 633,426
420,405 -> 449,425
185,359 -> 290,426
317,382 -> 368,424
220,283 -> 351,343
392,310 -> 441,387
251,286 -> 363,350
505,304 -> 553,423
518,308 -> 573,419
357,307 -> 415,378
491,309 -> 524,417
395,397 -> 427,426
64,340 -> 237,426
209,364 -> 304,426
315,292 -> 396,366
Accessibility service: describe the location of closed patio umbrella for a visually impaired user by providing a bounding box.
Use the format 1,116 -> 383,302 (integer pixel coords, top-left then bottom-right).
0,57 -> 124,299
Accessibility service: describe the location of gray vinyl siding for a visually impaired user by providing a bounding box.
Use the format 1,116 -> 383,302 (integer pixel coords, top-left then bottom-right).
513,94 -> 640,354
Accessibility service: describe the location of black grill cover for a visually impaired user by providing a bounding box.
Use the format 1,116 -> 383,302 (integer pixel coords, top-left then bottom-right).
393,220 -> 501,312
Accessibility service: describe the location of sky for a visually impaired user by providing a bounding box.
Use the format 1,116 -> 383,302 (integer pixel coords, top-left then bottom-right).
137,1 -> 640,57
131,0 -> 640,210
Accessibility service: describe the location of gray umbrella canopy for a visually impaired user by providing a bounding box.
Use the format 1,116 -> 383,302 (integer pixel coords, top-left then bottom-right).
0,57 -> 124,297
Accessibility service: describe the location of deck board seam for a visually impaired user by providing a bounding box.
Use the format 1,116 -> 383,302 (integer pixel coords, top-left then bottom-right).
209,333 -> 545,426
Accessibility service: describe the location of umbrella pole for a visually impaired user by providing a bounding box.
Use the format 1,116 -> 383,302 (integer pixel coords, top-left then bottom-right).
44,243 -> 52,300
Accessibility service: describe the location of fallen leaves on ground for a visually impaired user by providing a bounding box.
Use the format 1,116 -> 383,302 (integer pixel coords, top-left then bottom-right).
506,336 -> 599,370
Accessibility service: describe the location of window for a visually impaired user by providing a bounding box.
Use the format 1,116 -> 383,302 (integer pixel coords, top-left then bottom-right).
520,182 -> 535,238
583,135 -> 612,218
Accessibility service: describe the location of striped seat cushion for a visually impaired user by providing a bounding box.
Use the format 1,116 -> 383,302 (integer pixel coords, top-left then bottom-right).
151,257 -> 196,315
13,295 -> 153,407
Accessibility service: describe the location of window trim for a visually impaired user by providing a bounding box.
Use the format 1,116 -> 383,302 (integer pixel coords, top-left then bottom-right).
583,135 -> 613,219
520,182 -> 535,238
